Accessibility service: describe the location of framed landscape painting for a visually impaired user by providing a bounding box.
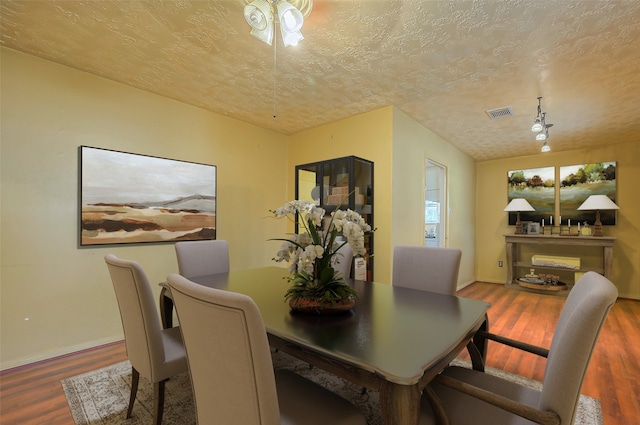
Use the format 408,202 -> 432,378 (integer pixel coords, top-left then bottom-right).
507,167 -> 555,225
80,146 -> 216,246
560,162 -> 616,226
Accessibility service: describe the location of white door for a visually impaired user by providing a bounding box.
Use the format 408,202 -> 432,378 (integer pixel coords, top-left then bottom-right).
425,159 -> 446,247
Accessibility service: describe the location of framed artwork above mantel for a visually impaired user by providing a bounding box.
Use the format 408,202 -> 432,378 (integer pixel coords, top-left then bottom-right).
507,162 -> 617,228
507,167 -> 555,225
560,162 -> 617,226
79,146 -> 217,246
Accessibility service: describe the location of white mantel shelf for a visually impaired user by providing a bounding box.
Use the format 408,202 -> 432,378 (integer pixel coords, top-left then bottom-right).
504,234 -> 616,288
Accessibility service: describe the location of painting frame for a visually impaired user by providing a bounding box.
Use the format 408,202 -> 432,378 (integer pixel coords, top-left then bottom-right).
507,166 -> 555,225
80,146 -> 217,246
559,162 -> 616,226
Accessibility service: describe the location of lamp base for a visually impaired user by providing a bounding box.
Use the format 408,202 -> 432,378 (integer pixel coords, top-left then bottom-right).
515,222 -> 524,234
593,210 -> 603,237
514,212 -> 524,234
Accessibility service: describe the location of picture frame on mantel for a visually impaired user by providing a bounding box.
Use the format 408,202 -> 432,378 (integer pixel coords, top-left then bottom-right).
527,222 -> 540,235
79,146 -> 217,246
559,162 -> 617,226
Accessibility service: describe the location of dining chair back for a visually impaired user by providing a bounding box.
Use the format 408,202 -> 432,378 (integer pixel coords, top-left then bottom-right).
167,273 -> 367,425
421,271 -> 618,425
332,242 -> 353,279
175,239 -> 229,278
539,271 -> 617,423
104,254 -> 187,425
392,245 -> 462,295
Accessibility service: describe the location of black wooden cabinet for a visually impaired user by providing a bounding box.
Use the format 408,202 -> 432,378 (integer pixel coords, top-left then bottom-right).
295,156 -> 374,280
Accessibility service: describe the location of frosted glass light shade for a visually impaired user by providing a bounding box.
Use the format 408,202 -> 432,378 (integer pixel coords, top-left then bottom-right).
531,119 -> 543,132
277,1 -> 304,33
245,0 -> 271,30
245,0 -> 274,45
277,1 -> 304,46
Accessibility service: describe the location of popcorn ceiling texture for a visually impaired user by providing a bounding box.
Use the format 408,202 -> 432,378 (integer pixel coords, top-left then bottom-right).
1,0 -> 639,161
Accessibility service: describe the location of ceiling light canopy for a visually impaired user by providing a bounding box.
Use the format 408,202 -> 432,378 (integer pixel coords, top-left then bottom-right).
531,97 -> 553,152
244,0 -> 312,47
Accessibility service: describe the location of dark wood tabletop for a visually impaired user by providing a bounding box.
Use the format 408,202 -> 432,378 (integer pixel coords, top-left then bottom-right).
161,266 -> 489,425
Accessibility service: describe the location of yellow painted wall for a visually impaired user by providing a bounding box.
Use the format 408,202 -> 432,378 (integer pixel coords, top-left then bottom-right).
476,141 -> 640,299
287,107 -> 478,287
0,48 -> 289,369
7,43 -> 633,372
287,107 -> 394,282
391,109 -> 477,286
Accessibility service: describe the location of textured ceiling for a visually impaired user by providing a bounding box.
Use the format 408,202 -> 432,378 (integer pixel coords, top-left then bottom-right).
2,0 -> 639,161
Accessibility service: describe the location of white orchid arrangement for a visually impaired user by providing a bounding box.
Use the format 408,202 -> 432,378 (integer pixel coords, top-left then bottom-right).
270,200 -> 373,304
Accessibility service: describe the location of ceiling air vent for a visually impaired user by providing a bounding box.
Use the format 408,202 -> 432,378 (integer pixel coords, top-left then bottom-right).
486,106 -> 515,120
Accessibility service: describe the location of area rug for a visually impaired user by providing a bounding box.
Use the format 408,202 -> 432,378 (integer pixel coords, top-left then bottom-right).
62,350 -> 603,425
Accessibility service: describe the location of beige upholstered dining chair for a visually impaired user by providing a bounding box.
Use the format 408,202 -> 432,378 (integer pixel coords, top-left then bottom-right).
104,254 -> 188,425
175,239 -> 229,278
420,271 -> 618,425
332,242 -> 353,279
166,273 -> 367,425
392,245 -> 462,295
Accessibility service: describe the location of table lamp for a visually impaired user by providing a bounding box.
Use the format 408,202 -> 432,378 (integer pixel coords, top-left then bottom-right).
504,198 -> 535,234
577,195 -> 619,237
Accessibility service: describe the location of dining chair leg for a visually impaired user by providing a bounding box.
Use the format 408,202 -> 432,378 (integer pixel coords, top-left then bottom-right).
153,380 -> 166,425
127,367 -> 140,418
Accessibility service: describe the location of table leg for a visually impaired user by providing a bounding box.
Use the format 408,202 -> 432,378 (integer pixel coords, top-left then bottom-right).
160,287 -> 174,329
379,381 -> 421,425
469,314 -> 489,371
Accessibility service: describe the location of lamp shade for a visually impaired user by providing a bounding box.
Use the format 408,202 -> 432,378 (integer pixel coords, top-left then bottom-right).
577,195 -> 619,211
504,198 -> 535,212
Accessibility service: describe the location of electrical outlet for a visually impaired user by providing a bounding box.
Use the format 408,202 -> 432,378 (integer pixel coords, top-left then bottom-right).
498,260 -> 503,267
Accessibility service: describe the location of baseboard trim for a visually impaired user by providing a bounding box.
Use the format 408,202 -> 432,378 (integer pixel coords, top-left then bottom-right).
1,337 -> 123,372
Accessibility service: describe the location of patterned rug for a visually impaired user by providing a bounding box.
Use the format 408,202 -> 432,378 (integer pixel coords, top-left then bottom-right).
62,351 -> 603,425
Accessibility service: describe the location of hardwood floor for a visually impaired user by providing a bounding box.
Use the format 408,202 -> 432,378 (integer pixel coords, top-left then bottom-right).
0,341 -> 127,425
456,282 -> 640,425
0,282 -> 638,425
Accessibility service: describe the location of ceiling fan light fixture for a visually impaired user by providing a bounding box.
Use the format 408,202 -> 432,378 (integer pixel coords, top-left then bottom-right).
244,0 -> 272,30
245,0 -> 307,47
244,0 -> 274,45
281,29 -> 303,46
536,132 -> 547,141
541,141 -> 551,152
277,1 -> 304,33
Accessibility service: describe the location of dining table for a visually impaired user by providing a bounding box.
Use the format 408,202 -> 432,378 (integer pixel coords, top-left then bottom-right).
160,266 -> 490,425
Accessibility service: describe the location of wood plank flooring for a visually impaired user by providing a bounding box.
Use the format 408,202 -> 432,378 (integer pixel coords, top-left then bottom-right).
456,282 -> 640,425
0,341 -> 127,425
0,282 -> 638,425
